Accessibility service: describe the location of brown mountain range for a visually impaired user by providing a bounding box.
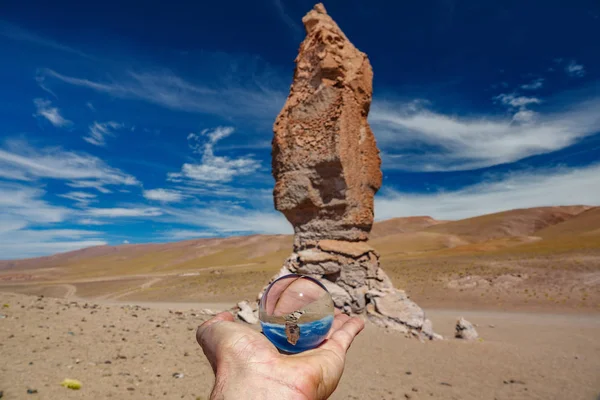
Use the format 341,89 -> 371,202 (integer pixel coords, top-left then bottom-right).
1,205 -> 598,312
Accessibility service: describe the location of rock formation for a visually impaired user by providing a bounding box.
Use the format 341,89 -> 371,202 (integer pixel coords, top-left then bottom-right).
265,3 -> 438,339
455,317 -> 479,340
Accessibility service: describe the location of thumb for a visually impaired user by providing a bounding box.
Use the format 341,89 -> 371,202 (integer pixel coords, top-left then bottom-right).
196,312 -> 235,372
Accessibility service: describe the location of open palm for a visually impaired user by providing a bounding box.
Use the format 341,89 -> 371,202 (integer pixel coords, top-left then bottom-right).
197,310 -> 364,400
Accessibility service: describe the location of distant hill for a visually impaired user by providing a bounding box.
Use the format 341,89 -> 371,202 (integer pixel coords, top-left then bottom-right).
0,206 -> 597,281
536,207 -> 600,239
425,206 -> 591,241
370,216 -> 447,238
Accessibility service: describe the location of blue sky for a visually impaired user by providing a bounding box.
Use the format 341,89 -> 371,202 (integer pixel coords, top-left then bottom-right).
1,0 -> 599,259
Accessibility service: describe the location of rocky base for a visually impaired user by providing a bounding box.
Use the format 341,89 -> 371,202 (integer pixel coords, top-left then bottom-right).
257,239 -> 442,340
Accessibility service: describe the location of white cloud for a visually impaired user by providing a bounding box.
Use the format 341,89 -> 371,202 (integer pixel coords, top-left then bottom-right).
520,78 -> 544,90
375,163 -> 600,221
511,109 -> 537,124
67,181 -> 113,194
168,127 -> 261,183
0,235 -> 106,259
565,60 -> 585,77
272,0 -> 302,36
0,182 -> 105,259
78,218 -> 107,226
162,230 -> 216,240
0,182 -> 69,224
493,93 -> 541,108
58,191 -> 97,207
83,121 -> 123,146
165,206 -> 291,235
86,102 -> 96,111
123,240 -> 129,244
0,140 -> 138,191
39,67 -> 286,121
369,96 -> 600,171
143,188 -> 184,203
0,21 -> 93,59
86,207 -> 163,218
33,98 -> 71,127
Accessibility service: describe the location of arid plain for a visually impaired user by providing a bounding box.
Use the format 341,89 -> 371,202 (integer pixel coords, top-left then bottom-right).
1,206 -> 599,399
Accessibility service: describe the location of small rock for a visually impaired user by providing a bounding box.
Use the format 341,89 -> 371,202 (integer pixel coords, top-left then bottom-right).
405,371 -> 412,375
455,317 -> 478,340
237,301 -> 259,324
172,373 -> 184,379
104,360 -> 112,364
27,389 -> 38,394
503,379 -> 525,385
440,382 -> 452,387
488,324 -> 495,328
127,387 -> 135,391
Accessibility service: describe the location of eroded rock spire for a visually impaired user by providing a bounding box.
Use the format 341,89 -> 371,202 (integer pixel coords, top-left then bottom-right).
266,3 -> 439,339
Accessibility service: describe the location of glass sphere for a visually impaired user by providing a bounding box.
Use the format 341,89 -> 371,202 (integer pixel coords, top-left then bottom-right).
259,274 -> 334,353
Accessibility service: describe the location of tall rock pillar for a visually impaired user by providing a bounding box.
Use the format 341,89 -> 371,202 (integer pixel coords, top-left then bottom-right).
268,3 -> 438,339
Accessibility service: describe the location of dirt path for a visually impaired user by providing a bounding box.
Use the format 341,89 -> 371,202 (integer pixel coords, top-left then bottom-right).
95,277 -> 163,301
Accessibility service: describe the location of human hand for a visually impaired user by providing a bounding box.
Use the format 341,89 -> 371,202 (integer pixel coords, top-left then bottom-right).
196,310 -> 364,400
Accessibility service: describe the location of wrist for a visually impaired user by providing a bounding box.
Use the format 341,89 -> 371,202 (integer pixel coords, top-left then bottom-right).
211,366 -> 311,400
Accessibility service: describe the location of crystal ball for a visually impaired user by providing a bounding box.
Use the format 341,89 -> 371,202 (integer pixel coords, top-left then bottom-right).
259,274 -> 334,353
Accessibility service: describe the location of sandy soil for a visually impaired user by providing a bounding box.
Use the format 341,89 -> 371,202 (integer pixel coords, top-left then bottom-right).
1,292 -> 598,400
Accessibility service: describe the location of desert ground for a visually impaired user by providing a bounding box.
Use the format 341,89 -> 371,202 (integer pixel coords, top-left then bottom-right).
1,206 -> 599,399
0,292 -> 598,400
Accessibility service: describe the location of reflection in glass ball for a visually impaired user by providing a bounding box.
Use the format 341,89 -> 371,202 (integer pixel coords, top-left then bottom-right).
259,274 -> 334,353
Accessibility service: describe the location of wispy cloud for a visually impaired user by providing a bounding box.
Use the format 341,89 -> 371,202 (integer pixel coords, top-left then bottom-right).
0,182 -> 70,224
370,94 -> 600,171
0,140 -> 139,191
39,67 -> 286,121
0,232 -> 106,259
33,98 -> 71,127
520,78 -> 544,90
161,229 -> 217,240
565,60 -> 585,77
0,182 -> 105,259
168,127 -> 261,183
375,163 -> 600,221
143,188 -> 184,203
272,0 -> 303,37
78,218 -> 107,226
493,93 -> 541,108
58,191 -> 97,207
164,206 -> 291,235
83,121 -> 123,146
66,181 -> 113,194
0,20 -> 93,59
86,207 -> 163,218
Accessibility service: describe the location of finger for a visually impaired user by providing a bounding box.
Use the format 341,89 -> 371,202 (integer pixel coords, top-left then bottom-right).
329,317 -> 364,352
326,313 -> 350,339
